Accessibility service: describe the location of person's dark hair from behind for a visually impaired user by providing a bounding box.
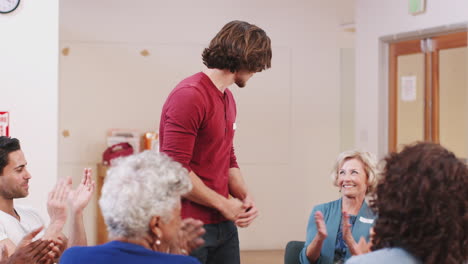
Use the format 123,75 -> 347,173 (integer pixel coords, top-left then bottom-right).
202,20 -> 272,73
0,137 -> 21,175
371,142 -> 468,264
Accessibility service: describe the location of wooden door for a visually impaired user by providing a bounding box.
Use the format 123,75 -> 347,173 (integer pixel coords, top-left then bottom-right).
388,31 -> 468,158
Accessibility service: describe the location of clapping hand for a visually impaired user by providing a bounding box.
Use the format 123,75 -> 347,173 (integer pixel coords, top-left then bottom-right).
68,168 -> 96,215
2,227 -> 60,264
342,211 -> 371,255
315,211 -> 328,239
46,177 -> 72,238
177,218 -> 205,255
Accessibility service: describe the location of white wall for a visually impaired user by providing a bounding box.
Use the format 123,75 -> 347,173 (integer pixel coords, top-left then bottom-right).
338,0 -> 356,152
355,0 -> 468,156
340,48 -> 356,151
59,0 -> 345,249
0,0 -> 59,220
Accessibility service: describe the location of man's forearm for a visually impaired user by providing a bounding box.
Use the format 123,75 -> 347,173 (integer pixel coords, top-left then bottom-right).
228,167 -> 249,200
68,211 -> 87,247
43,220 -> 65,239
185,171 -> 227,210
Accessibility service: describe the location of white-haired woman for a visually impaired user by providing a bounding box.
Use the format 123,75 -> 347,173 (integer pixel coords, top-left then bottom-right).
60,151 -> 204,264
299,151 -> 378,264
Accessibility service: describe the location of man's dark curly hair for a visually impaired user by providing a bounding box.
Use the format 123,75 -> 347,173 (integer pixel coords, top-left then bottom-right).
202,20 -> 272,73
0,136 -> 21,175
371,142 -> 467,264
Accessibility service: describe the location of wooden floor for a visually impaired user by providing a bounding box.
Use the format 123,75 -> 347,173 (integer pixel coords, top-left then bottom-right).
240,250 -> 284,264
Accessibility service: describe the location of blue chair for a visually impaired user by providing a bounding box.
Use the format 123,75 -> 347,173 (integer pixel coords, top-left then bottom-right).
284,240 -> 305,264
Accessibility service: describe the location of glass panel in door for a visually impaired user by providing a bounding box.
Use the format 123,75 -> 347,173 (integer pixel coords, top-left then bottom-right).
438,46 -> 468,159
396,53 -> 425,150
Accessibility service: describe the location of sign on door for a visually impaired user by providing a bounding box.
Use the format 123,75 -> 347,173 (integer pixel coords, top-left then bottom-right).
0,112 -> 9,137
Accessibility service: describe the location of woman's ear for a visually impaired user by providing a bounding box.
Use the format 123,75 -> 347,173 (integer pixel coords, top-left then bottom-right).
149,215 -> 163,239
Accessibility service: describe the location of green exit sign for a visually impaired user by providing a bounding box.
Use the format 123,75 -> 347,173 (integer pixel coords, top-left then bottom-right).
409,0 -> 426,14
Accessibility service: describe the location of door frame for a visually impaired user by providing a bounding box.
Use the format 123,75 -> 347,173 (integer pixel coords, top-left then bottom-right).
378,24 -> 468,153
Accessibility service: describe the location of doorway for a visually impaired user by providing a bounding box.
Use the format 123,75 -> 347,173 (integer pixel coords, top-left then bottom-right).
388,31 -> 468,159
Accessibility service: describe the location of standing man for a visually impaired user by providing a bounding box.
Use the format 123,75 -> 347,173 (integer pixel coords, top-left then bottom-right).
159,20 -> 272,263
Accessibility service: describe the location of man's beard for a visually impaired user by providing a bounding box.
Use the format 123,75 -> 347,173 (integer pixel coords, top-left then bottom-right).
0,188 -> 27,199
235,76 -> 246,88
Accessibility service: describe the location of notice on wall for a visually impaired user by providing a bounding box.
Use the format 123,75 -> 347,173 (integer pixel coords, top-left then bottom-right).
0,112 -> 9,137
400,76 -> 417,102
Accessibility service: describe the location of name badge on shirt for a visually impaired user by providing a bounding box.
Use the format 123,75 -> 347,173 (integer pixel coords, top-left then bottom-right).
233,123 -> 237,130
359,216 -> 374,224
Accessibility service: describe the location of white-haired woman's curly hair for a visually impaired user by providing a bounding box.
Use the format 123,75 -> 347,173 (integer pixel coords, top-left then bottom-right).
99,150 -> 192,239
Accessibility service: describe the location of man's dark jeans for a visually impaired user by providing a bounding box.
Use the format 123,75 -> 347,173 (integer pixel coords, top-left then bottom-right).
190,221 -> 240,264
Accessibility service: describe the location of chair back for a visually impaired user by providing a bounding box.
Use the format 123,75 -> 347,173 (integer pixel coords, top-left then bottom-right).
284,240 -> 305,264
